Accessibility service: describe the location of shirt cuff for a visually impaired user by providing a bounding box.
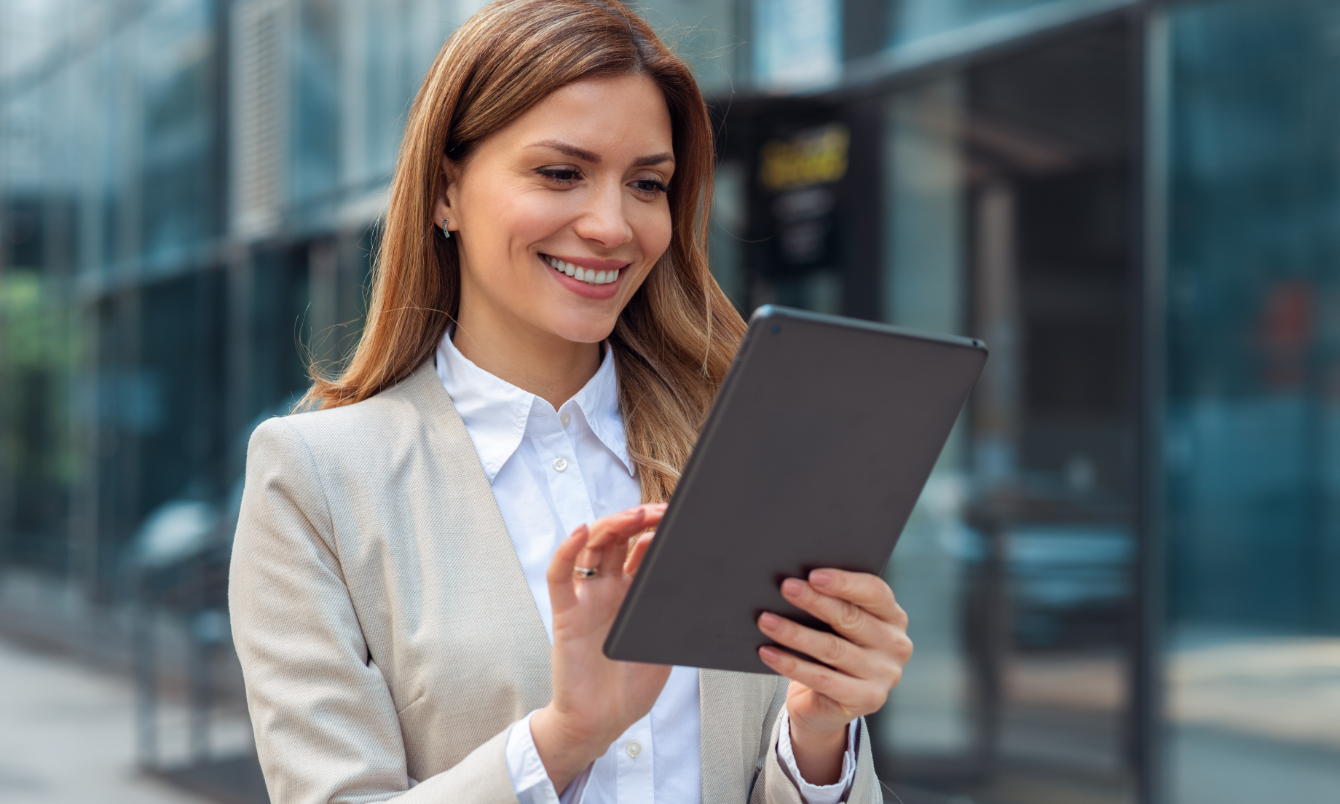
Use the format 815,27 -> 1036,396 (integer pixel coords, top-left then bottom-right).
775,708 -> 859,804
505,711 -> 592,804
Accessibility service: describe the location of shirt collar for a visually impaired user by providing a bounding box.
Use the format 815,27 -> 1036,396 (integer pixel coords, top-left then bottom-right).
435,329 -> 635,481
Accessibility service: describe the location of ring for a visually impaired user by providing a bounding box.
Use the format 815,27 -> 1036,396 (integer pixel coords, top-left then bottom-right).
573,566 -> 598,579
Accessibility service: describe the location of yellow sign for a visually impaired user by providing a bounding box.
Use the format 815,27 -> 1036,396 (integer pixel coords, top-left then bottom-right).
758,123 -> 850,192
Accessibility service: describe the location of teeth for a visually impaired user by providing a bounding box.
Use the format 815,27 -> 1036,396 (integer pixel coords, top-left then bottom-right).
543,255 -> 620,285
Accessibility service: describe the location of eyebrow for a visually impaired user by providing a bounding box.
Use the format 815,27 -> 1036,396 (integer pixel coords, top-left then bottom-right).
527,139 -> 674,167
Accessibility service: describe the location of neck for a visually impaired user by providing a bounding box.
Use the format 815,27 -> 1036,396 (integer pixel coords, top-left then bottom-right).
452,306 -> 602,411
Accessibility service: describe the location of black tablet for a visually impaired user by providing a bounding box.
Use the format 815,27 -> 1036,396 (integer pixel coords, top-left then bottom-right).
603,306 -> 987,675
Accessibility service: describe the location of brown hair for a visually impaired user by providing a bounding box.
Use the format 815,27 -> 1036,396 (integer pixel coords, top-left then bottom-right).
300,0 -> 745,503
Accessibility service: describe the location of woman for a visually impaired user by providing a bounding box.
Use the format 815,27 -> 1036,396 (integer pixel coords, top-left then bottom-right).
229,1 -> 913,802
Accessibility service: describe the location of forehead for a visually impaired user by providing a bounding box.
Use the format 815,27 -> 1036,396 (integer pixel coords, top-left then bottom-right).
497,74 -> 673,160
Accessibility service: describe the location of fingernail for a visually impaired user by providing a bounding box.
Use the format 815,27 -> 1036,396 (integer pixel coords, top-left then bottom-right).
782,578 -> 805,596
809,570 -> 833,588
759,612 -> 780,628
759,646 -> 779,661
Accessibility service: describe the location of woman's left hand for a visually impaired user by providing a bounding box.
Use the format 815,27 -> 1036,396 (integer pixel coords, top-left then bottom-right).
756,569 -> 913,786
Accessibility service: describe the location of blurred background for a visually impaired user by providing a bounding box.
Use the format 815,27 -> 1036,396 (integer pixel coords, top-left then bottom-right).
2,0 -> 1339,802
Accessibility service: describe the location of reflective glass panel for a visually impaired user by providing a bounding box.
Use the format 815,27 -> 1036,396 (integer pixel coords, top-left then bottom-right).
139,0 -> 219,259
876,24 -> 1139,803
1163,0 -> 1340,799
889,0 -> 1080,48
641,0 -> 743,91
293,0 -> 341,209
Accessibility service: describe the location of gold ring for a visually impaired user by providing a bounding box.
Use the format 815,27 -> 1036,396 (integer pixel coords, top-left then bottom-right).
573,566 -> 598,579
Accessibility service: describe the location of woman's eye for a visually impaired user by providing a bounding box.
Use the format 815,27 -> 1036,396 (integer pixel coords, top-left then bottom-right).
538,167 -> 581,184
632,179 -> 668,196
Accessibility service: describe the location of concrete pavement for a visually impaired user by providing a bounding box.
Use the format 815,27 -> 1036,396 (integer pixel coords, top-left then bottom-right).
0,636 -> 213,804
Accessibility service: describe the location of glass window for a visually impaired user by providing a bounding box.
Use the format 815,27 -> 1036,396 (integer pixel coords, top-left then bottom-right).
753,0 -> 841,90
0,264 -> 76,574
640,0 -> 743,91
876,24 -> 1139,802
879,77 -> 976,764
293,0 -> 341,209
363,3 -> 416,184
1162,0 -> 1340,799
890,0 -> 1083,49
710,160 -> 750,310
139,0 -> 219,259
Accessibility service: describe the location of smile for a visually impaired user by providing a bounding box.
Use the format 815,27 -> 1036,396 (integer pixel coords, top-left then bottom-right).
541,254 -> 623,286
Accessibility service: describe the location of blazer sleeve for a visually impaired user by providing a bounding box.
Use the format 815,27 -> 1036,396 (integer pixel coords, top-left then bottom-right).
749,682 -> 883,804
229,418 -> 520,804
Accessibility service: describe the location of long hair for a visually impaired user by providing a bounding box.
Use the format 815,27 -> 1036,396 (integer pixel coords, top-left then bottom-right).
300,0 -> 745,503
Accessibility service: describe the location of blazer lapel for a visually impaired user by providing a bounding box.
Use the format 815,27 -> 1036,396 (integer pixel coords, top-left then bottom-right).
405,361 -> 553,675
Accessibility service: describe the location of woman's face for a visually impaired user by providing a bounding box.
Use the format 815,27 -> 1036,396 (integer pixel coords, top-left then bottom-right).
436,73 -> 675,346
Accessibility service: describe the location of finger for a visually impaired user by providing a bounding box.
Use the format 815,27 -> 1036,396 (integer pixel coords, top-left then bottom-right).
575,543 -> 605,576
757,612 -> 883,680
547,524 -> 590,611
757,646 -> 888,718
596,531 -> 627,579
808,570 -> 904,626
585,506 -> 650,550
624,532 -> 655,575
780,578 -> 897,651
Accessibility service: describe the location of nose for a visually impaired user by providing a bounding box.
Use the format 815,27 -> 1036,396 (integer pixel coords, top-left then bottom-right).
573,182 -> 633,250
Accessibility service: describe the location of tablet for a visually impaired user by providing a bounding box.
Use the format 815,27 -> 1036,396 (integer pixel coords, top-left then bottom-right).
603,305 -> 987,675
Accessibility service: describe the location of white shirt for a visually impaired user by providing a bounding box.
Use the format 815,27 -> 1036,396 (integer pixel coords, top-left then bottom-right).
435,331 -> 856,804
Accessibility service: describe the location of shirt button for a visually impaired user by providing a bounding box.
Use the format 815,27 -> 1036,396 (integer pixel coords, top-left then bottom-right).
560,411 -> 571,427
625,741 -> 642,758
552,457 -> 568,473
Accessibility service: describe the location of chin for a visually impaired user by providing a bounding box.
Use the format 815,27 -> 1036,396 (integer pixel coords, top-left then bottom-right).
544,310 -> 621,345
551,321 -> 619,345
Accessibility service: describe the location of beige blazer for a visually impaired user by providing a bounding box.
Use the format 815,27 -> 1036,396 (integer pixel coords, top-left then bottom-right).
229,361 -> 882,804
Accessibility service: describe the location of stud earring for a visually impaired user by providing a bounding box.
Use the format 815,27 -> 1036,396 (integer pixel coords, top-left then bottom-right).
441,217 -> 451,239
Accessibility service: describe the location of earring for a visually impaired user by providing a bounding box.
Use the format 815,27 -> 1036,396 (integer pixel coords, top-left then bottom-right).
441,217 -> 451,239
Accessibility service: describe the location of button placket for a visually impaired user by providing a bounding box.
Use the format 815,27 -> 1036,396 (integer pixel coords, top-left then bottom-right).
615,714 -> 655,801
533,428 -> 595,538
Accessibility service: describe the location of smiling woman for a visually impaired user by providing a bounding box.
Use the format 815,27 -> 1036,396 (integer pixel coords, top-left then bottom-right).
229,2 -> 907,803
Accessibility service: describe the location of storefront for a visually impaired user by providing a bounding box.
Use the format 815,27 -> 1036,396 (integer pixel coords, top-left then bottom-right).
708,1 -> 1340,800
709,10 -> 1145,800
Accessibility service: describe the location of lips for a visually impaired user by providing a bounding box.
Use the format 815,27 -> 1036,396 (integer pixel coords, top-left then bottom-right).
541,254 -> 623,286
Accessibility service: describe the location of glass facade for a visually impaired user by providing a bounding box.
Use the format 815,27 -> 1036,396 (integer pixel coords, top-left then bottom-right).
3,0 -> 1339,801
1162,0 -> 1340,799
889,0 -> 1081,48
875,25 -> 1140,802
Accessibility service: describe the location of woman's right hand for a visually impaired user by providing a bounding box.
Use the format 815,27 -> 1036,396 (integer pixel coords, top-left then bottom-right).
529,503 -> 669,792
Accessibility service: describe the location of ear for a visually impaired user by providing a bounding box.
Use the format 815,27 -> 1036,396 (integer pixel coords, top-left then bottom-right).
432,155 -> 461,233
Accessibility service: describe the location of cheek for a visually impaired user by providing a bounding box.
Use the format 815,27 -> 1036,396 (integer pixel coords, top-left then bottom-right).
502,194 -> 579,258
465,183 -> 568,261
635,204 -> 674,265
